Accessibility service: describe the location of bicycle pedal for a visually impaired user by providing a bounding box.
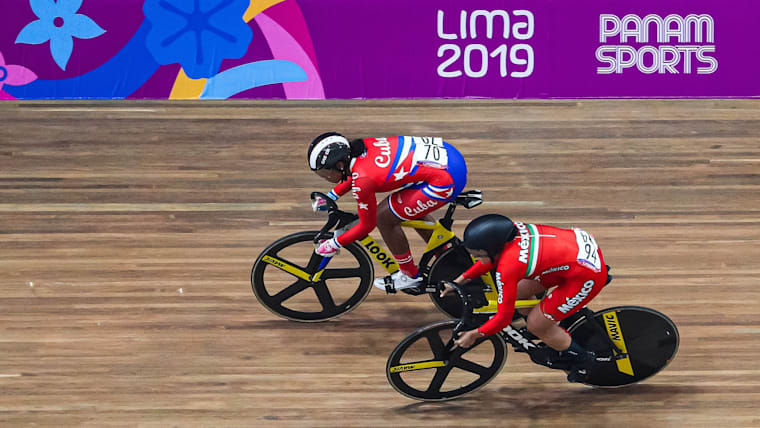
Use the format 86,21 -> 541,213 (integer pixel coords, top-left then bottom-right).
401,285 -> 427,296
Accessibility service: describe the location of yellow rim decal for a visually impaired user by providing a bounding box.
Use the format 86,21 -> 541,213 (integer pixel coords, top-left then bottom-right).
603,311 -> 635,376
261,255 -> 311,282
389,361 -> 446,373
360,236 -> 399,274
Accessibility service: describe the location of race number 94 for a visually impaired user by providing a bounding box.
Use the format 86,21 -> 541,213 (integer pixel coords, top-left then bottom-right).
437,44 -> 534,78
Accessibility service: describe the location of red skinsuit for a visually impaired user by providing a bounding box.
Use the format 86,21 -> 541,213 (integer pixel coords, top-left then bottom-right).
331,136 -> 455,246
461,222 -> 608,336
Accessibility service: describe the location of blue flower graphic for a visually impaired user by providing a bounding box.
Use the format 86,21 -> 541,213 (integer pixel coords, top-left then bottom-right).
15,0 -> 106,71
143,0 -> 253,79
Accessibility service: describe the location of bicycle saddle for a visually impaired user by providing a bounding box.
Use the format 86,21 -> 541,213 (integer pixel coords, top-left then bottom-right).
454,189 -> 483,209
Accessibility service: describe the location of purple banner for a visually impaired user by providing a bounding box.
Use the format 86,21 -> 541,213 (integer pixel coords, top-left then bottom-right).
1,0 -> 757,99
301,0 -> 758,98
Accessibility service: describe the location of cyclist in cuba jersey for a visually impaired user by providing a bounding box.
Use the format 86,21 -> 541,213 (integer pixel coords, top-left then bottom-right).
308,132 -> 468,291
442,214 -> 609,382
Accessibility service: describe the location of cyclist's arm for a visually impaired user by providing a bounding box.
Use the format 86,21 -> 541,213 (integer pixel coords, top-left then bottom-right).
459,260 -> 495,282
329,178 -> 353,200
445,261 -> 496,295
477,269 -> 518,336
334,177 -> 376,246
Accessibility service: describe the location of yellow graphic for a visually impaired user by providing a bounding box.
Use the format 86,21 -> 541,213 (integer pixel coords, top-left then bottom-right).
389,361 -> 446,373
169,68 -> 207,100
244,0 -> 286,22
603,311 -> 635,376
360,236 -> 399,274
261,255 -> 311,282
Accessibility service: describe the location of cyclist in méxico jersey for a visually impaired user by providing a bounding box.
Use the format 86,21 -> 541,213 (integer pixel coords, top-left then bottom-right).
308,132 -> 468,291
442,214 -> 610,382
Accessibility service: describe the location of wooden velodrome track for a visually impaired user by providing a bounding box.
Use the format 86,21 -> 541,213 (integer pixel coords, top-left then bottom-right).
1,99 -> 759,427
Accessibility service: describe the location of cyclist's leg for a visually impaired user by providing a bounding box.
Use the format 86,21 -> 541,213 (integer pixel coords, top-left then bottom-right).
526,302 -> 572,350
527,267 -> 608,349
516,279 -> 545,317
377,191 -> 447,278
376,147 -> 466,284
527,263 -> 609,380
414,214 -> 435,242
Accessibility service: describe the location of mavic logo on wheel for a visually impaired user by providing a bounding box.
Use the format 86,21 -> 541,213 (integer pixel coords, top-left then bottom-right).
360,236 -> 398,270
504,325 -> 536,351
605,313 -> 621,341
603,311 -> 635,376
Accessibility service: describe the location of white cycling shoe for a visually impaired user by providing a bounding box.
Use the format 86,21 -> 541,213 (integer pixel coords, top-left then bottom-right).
373,271 -> 423,293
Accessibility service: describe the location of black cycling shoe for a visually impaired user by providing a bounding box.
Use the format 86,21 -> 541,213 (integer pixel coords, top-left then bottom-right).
567,367 -> 589,383
565,350 -> 596,384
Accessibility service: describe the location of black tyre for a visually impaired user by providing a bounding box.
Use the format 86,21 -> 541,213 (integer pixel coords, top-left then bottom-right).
386,320 -> 508,401
567,306 -> 679,387
251,231 -> 373,322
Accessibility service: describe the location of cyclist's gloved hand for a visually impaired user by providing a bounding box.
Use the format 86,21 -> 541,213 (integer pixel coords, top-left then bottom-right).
438,280 -> 457,298
311,191 -> 338,212
453,329 -> 483,349
315,237 -> 341,257
312,196 -> 328,212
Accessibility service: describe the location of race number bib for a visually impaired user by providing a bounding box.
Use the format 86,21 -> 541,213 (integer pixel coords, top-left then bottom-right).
574,228 -> 602,272
411,137 -> 448,168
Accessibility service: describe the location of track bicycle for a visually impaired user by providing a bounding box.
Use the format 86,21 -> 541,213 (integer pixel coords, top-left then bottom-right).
386,281 -> 680,401
251,190 -> 499,322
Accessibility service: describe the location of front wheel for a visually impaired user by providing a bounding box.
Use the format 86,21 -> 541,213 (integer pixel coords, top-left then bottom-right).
566,306 -> 680,387
251,231 -> 374,322
386,320 -> 508,401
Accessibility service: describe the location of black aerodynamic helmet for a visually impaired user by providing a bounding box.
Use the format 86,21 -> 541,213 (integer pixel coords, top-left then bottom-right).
464,214 -> 518,258
307,132 -> 351,171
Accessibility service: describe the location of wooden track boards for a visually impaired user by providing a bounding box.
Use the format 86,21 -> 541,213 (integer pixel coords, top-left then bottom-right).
0,99 -> 758,427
